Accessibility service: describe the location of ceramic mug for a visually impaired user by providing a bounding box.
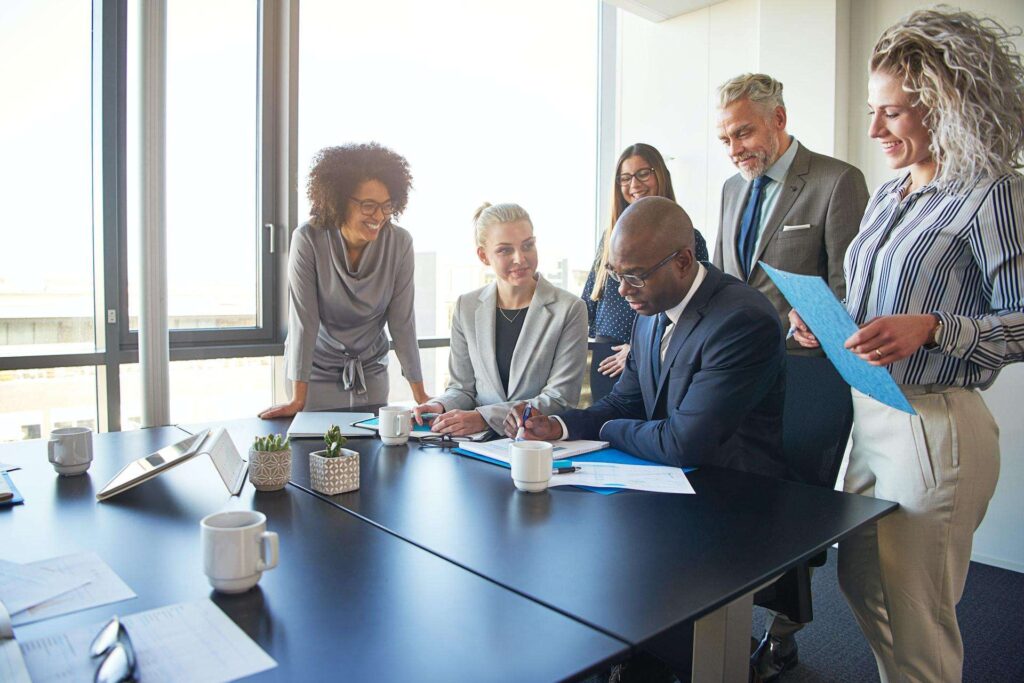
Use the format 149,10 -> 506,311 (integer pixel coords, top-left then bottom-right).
509,441 -> 553,492
200,510 -> 279,593
47,427 -> 94,476
378,406 -> 412,446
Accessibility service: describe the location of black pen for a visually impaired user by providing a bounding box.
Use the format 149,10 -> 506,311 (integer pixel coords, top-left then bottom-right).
553,466 -> 580,475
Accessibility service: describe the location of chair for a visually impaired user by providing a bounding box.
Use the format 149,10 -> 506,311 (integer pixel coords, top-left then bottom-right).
588,341 -> 620,404
753,354 -> 854,623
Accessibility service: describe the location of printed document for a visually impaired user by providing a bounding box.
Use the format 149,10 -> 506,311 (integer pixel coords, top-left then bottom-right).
10,552 -> 135,626
0,559 -> 90,615
550,462 -> 695,494
459,438 -> 609,465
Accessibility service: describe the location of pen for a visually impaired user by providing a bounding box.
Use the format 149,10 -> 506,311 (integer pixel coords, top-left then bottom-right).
553,466 -> 580,475
786,326 -> 796,340
515,405 -> 533,441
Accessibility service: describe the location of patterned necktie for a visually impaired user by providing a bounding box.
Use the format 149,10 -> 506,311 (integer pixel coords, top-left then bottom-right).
738,174 -> 770,278
651,312 -> 672,379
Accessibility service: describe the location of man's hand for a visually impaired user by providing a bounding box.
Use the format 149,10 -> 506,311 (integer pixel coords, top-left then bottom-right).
502,402 -> 564,440
430,409 -> 488,436
597,343 -> 630,377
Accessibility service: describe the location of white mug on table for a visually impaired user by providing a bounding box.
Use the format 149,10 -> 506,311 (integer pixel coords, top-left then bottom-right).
509,441 -> 553,492
47,427 -> 94,476
378,406 -> 412,446
200,510 -> 279,593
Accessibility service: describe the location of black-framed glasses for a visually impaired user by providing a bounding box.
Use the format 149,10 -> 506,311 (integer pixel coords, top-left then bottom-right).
420,433 -> 457,450
91,615 -> 137,683
349,197 -> 395,217
617,167 -> 655,186
606,249 -> 681,288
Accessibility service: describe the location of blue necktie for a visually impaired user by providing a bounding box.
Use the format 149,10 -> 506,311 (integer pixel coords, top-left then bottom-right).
738,175 -> 770,278
651,312 -> 672,379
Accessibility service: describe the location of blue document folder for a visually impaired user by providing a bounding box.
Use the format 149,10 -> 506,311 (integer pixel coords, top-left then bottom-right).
761,263 -> 916,415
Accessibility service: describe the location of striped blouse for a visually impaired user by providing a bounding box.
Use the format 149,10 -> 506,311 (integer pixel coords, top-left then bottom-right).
844,172 -> 1024,389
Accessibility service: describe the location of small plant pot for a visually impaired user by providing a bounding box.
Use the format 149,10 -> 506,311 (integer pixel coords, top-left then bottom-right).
248,447 -> 292,492
309,448 -> 360,495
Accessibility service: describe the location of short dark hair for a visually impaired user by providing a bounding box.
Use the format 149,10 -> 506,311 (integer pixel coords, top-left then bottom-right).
307,142 -> 414,229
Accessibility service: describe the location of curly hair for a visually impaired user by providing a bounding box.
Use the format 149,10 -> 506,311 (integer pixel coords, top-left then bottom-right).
871,7 -> 1024,193
306,142 -> 413,228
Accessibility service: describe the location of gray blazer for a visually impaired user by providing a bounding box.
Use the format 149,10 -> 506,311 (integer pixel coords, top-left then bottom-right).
435,275 -> 589,432
713,142 -> 869,350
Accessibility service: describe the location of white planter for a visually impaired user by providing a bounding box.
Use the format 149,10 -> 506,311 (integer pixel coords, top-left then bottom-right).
309,448 -> 360,495
248,447 -> 292,492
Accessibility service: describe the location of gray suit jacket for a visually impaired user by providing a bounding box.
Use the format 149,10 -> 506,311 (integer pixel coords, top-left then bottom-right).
435,275 -> 589,432
713,142 -> 868,350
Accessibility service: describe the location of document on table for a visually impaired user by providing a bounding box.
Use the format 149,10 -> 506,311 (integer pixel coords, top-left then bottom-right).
21,598 -> 277,683
0,601 -> 30,683
10,552 -> 136,626
550,462 -> 695,494
761,264 -> 916,415
459,438 -> 610,464
0,463 -> 19,472
0,559 -> 90,615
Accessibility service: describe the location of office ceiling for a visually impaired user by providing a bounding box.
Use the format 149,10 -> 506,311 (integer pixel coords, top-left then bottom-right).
604,0 -> 726,22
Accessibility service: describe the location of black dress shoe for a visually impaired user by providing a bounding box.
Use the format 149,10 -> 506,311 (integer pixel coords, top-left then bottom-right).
751,632 -> 799,682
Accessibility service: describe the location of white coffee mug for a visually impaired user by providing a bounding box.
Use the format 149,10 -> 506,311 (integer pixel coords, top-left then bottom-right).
47,427 -> 94,476
200,510 -> 279,594
509,441 -> 553,492
379,406 -> 412,446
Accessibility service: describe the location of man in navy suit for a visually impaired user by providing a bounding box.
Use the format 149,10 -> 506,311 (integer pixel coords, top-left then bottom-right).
508,196 -> 786,478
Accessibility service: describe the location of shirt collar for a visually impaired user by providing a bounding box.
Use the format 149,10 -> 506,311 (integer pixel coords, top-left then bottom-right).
664,262 -> 707,325
764,136 -> 798,185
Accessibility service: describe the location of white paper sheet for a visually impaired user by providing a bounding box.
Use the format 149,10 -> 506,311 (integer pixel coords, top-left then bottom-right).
0,559 -> 91,615
21,599 -> 277,683
549,462 -> 695,494
0,601 -> 30,683
460,438 -> 609,464
11,552 -> 135,626
0,463 -> 19,472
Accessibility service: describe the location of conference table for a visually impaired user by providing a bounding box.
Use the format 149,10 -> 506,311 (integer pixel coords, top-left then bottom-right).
2,415 -> 897,682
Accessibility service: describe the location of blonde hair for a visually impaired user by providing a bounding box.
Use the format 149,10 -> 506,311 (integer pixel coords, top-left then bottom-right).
871,7 -> 1024,193
717,73 -> 786,116
472,202 -> 533,248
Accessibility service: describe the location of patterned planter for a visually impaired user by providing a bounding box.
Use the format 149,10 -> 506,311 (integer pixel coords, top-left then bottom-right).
309,448 -> 360,495
248,447 -> 292,492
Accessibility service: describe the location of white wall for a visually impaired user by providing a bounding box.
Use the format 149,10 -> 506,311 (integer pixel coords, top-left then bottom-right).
617,0 -> 1024,571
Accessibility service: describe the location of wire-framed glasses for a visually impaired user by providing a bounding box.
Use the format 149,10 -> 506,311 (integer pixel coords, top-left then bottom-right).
91,615 -> 137,683
420,433 -> 457,450
605,249 -> 681,288
349,197 -> 395,217
617,167 -> 655,185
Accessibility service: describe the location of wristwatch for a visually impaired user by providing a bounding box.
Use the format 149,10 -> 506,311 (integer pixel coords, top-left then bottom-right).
925,314 -> 943,350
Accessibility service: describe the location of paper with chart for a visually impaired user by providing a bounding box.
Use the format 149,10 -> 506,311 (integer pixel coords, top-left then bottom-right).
459,438 -> 610,465
0,600 -> 30,683
550,462 -> 694,494
21,599 -> 277,683
761,264 -> 916,415
0,559 -> 90,615
10,552 -> 135,626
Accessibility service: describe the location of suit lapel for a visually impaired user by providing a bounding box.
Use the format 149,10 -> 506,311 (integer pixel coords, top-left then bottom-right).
725,181 -> 746,270
506,276 -> 553,398
751,143 -> 809,273
638,315 -> 660,419
474,285 -> 505,400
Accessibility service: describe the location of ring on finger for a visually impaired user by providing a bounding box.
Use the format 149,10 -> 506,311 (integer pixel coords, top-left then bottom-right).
874,348 -> 883,359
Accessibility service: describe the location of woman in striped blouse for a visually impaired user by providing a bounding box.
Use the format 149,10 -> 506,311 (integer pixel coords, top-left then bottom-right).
790,9 -> 1024,682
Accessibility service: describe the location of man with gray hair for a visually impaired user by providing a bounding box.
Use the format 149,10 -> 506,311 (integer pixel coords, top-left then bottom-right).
714,73 -> 869,682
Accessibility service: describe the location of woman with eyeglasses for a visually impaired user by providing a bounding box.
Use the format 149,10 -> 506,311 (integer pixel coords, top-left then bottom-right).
582,143 -> 709,399
259,143 -> 428,418
412,203 -> 588,436
790,9 -> 1024,681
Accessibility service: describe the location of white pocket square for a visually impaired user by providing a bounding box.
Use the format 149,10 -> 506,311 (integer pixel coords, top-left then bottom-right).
782,224 -> 812,232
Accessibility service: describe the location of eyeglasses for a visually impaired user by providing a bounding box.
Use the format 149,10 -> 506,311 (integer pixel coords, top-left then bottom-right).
618,167 -> 655,186
606,249 -> 681,288
420,433 -> 457,450
91,615 -> 137,683
349,197 -> 395,217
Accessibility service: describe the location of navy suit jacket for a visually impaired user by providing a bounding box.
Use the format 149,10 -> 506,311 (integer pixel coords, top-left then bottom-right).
560,264 -> 787,478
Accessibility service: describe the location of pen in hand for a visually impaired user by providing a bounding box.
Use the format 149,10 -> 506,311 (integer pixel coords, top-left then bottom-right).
515,405 -> 533,441
786,326 -> 797,340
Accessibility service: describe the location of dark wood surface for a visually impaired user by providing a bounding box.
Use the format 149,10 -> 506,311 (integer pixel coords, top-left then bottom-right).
185,417 -> 897,649
1,427 -> 628,682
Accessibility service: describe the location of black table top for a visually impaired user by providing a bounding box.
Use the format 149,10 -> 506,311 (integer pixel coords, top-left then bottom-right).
2,428 -> 627,682
189,417 -> 897,648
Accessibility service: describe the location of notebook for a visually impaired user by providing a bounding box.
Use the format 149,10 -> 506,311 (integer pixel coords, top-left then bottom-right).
286,411 -> 376,439
456,438 -> 609,465
352,416 -> 490,442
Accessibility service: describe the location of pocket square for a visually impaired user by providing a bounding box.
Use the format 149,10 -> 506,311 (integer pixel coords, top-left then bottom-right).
782,224 -> 812,232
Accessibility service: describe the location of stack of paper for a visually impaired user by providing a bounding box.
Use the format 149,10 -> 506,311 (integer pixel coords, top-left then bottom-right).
457,438 -> 609,465
549,462 -> 694,494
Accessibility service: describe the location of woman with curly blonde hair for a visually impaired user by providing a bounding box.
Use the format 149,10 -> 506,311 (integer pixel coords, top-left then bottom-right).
790,8 -> 1024,681
260,142 -> 429,417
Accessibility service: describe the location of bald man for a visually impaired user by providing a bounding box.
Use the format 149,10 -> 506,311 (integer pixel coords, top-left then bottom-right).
508,197 -> 786,477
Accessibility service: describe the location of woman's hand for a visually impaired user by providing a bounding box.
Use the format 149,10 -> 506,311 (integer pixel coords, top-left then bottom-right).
597,344 -> 630,377
845,314 -> 939,366
413,401 -> 445,426
431,409 -> 488,436
258,400 -> 303,420
409,381 -> 430,406
787,309 -> 820,349
502,403 -> 564,441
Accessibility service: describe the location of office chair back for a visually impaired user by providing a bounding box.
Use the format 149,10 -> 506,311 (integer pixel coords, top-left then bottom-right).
782,354 -> 854,488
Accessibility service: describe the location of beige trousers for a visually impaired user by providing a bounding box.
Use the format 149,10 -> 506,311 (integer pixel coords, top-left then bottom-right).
839,387 -> 1000,683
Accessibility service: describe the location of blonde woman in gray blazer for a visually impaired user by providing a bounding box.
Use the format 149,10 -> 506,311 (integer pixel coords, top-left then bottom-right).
414,203 -> 588,435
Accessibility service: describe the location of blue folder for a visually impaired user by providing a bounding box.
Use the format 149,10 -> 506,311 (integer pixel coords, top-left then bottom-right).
1,471 -> 24,506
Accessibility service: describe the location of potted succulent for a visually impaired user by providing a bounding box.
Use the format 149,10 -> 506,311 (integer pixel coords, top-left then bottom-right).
309,425 -> 360,495
248,433 -> 292,492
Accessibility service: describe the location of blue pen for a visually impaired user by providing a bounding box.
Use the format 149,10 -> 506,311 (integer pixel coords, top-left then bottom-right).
515,405 -> 533,441
786,326 -> 797,340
